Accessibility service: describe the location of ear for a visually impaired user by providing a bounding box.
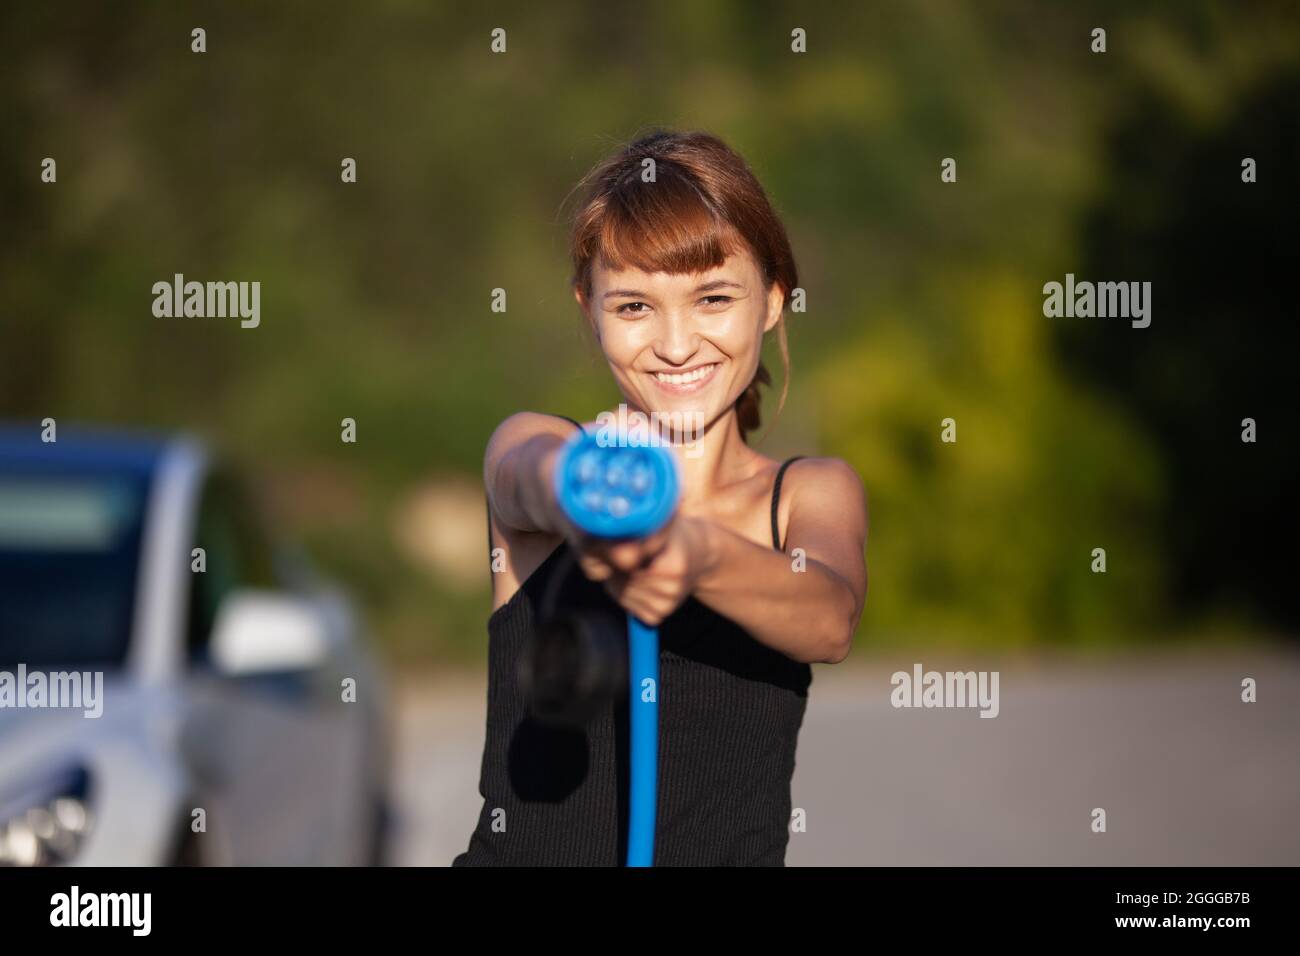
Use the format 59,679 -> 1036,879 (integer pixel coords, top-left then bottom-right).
762,282 -> 784,334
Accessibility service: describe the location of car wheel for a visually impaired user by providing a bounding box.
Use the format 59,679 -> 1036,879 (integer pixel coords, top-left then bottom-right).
170,830 -> 204,866
365,793 -> 394,867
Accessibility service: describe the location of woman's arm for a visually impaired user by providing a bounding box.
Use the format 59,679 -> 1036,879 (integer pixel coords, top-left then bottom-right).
483,412 -> 575,535
485,412 -> 690,587
601,458 -> 868,665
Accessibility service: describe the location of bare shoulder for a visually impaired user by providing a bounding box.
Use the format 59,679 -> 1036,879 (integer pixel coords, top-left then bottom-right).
785,456 -> 866,500
783,456 -> 868,525
485,411 -> 583,470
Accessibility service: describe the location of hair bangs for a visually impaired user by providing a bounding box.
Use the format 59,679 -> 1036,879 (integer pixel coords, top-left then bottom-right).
593,172 -> 745,281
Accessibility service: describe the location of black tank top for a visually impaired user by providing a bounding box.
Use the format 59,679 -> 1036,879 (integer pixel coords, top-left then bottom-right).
453,420 -> 811,866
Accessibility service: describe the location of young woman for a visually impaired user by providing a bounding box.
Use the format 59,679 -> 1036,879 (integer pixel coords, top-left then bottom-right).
453,130 -> 868,866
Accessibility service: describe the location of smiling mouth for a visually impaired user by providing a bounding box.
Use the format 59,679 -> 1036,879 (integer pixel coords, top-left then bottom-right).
649,362 -> 720,393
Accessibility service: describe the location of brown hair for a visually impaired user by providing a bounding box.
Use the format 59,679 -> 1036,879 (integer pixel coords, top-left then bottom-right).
568,130 -> 798,441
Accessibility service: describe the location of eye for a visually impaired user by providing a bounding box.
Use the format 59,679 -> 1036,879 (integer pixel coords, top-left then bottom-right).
700,295 -> 733,309
615,301 -> 650,316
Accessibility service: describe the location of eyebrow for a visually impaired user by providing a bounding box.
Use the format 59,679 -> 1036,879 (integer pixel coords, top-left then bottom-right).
602,279 -> 744,300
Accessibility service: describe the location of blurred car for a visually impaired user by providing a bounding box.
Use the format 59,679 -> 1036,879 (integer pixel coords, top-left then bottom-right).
0,425 -> 393,865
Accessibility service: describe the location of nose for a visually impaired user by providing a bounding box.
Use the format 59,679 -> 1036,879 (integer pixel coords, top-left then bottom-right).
651,311 -> 700,366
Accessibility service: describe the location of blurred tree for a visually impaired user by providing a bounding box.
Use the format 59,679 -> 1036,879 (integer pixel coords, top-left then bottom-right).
1064,67 -> 1299,633
1,1 -> 1295,659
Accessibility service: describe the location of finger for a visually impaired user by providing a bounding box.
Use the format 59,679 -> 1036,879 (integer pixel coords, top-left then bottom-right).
629,602 -> 665,627
578,554 -> 614,582
638,528 -> 670,561
605,540 -> 647,573
605,579 -> 672,626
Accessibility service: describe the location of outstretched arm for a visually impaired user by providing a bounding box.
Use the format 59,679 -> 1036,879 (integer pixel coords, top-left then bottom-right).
600,458 -> 868,664
483,412 -> 575,535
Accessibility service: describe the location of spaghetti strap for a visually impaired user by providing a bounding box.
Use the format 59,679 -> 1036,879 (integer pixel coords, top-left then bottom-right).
552,413 -> 585,433
770,456 -> 806,551
486,413 -> 588,556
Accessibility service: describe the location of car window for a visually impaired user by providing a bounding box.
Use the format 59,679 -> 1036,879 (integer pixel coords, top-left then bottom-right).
186,472 -> 278,661
0,469 -> 149,669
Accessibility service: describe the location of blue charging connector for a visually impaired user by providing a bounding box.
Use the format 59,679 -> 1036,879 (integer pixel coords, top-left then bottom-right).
552,429 -> 680,867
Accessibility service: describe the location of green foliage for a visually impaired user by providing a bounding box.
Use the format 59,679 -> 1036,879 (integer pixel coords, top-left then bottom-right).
817,270 -> 1164,647
2,1 -> 1295,660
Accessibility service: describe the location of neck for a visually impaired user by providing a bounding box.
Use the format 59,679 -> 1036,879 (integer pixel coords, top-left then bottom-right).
673,407 -> 755,506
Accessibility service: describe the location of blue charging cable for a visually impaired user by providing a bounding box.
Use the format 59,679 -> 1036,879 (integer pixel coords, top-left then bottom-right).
552,429 -> 680,867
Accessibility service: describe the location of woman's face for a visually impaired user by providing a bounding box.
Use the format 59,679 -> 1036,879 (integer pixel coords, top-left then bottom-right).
580,247 -> 784,433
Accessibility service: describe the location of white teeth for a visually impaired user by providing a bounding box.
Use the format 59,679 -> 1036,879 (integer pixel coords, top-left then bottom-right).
655,363 -> 716,385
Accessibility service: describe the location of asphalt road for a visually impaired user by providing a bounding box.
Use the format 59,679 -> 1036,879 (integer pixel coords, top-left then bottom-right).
389,645 -> 1300,866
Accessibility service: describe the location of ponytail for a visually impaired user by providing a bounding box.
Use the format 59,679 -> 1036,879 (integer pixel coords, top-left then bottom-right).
735,361 -> 771,440
735,314 -> 791,443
